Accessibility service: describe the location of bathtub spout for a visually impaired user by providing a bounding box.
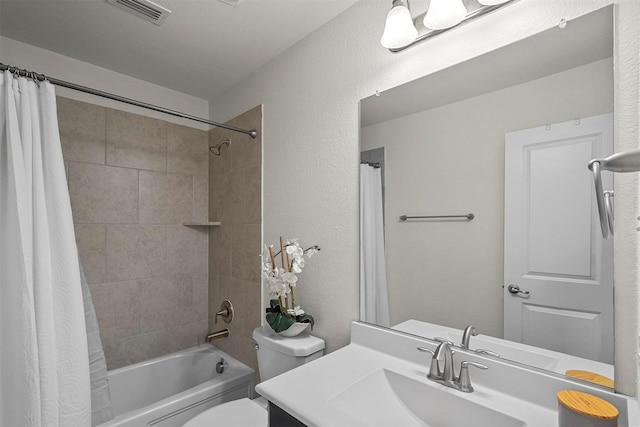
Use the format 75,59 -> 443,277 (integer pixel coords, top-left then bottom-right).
206,329 -> 230,342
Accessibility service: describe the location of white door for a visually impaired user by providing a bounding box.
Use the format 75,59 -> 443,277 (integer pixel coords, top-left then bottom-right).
503,114 -> 613,364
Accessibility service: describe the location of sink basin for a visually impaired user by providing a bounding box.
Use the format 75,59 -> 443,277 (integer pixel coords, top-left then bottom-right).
327,369 -> 525,427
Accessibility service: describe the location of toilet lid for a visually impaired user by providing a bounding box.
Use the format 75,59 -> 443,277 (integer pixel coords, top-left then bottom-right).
182,398 -> 268,427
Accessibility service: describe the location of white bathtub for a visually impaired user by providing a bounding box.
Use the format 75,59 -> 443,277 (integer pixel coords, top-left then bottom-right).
98,345 -> 255,427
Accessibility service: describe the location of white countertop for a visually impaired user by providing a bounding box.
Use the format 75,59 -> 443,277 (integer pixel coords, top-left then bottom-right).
256,322 -> 639,427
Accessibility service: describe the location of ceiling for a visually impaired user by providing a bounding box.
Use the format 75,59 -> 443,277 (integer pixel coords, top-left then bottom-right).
0,0 -> 359,99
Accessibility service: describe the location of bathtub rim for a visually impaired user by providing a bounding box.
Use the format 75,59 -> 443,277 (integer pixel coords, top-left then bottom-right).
100,344 -> 255,427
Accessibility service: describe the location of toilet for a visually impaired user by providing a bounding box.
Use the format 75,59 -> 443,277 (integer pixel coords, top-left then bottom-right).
183,325 -> 325,427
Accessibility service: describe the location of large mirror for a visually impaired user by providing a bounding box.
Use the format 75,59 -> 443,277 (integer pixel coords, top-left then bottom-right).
359,6 -> 615,386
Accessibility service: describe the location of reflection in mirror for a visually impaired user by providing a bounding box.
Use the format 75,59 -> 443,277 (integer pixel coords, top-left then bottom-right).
359,6 -> 615,387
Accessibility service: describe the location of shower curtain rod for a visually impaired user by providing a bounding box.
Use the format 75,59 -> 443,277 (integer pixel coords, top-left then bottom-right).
0,63 -> 258,139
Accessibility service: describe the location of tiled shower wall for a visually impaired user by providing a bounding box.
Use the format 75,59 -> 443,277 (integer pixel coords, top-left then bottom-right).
58,97 -> 210,369
208,105 -> 262,377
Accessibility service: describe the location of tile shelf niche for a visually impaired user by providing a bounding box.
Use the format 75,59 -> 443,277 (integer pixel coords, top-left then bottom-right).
182,221 -> 222,226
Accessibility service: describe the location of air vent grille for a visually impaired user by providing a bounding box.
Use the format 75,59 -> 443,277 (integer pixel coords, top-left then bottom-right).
107,0 -> 171,25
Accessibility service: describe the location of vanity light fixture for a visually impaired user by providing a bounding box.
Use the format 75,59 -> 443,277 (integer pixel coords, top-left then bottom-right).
380,0 -> 516,52
423,0 -> 467,30
380,0 -> 419,49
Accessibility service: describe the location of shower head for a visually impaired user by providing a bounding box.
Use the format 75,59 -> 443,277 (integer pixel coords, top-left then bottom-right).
210,138 -> 230,155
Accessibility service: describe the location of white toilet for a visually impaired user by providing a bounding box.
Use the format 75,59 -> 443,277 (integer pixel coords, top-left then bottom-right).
183,325 -> 325,427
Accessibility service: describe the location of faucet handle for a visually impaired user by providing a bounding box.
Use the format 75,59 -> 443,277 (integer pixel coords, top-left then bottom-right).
475,349 -> 500,357
458,361 -> 488,392
434,337 -> 454,346
417,347 -> 434,356
417,347 -> 441,380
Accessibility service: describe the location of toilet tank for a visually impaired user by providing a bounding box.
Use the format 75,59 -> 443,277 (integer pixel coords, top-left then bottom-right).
253,326 -> 325,382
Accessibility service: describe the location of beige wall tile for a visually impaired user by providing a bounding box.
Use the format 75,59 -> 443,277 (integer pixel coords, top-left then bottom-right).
90,105 -> 262,370
209,225 -> 231,277
193,174 -> 209,222
167,124 -> 208,175
229,166 -> 261,225
139,171 -> 194,224
139,275 -> 193,333
208,172 -> 232,222
231,224 -> 261,282
166,225 -> 207,278
68,162 -> 138,224
102,329 -> 167,369
103,321 -> 207,369
106,109 -> 167,171
106,225 -> 166,282
192,277 -> 209,325
194,320 -> 210,346
167,321 -> 206,352
75,224 -> 106,285
90,281 -> 141,342
58,97 -> 106,165
209,168 -> 260,225
194,228 -> 209,282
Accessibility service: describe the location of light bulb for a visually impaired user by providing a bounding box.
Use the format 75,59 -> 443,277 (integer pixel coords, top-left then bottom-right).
478,0 -> 510,5
380,0 -> 418,49
423,0 -> 467,30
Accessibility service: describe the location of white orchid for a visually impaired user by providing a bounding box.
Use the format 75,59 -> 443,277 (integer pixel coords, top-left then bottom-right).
280,271 -> 298,287
287,306 -> 305,316
262,237 -> 320,333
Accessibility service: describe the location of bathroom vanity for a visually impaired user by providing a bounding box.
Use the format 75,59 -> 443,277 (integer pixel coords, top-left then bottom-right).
256,321 -> 639,426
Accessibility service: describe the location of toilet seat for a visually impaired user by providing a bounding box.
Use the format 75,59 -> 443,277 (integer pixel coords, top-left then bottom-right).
182,398 -> 268,427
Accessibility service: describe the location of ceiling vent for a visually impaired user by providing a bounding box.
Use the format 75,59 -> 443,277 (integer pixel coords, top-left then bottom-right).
106,0 -> 172,25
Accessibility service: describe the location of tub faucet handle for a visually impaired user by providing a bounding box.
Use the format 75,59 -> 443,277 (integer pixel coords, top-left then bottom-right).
215,299 -> 234,324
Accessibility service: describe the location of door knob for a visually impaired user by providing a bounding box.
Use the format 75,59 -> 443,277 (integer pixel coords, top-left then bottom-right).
507,284 -> 530,295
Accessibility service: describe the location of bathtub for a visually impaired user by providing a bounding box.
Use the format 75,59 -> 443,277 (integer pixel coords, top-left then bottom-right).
98,345 -> 255,427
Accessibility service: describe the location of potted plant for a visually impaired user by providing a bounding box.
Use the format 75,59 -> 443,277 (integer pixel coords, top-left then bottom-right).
262,237 -> 320,336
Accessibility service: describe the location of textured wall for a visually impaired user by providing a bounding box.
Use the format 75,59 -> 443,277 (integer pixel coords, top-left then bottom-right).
59,97 -> 210,369
361,59 -> 613,338
208,0 -> 639,396
208,106 -> 262,379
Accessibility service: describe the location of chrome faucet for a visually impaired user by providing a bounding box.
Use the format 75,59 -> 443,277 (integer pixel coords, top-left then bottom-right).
461,325 -> 478,349
431,341 -> 455,382
417,342 -> 488,393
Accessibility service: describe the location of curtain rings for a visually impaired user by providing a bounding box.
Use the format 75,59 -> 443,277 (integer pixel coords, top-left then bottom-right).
30,70 -> 41,87
5,67 -> 43,87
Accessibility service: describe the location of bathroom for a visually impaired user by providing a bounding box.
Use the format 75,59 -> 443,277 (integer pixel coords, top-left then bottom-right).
1,0 -> 639,426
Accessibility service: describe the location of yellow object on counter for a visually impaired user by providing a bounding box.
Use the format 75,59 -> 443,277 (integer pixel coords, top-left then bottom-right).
557,390 -> 618,427
565,370 -> 615,388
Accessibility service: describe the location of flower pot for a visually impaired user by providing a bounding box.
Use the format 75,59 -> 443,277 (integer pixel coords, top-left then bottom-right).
278,322 -> 310,337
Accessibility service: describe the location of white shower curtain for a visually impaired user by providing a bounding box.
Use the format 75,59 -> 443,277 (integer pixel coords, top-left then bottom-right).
359,164 -> 390,327
0,71 -> 91,426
